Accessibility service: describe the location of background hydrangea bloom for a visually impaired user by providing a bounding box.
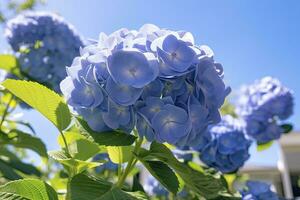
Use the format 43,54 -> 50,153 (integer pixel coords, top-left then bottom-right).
237,77 -> 294,143
199,115 -> 252,173
61,24 -> 230,146
5,11 -> 84,92
241,181 -> 280,200
0,69 -> 7,82
144,175 -> 169,197
93,153 -> 118,173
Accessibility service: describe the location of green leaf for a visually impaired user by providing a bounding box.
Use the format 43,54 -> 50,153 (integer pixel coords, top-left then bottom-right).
281,124 -> 293,134
99,188 -> 148,200
0,193 -> 27,200
49,172 -> 68,191
220,99 -> 237,118
58,132 -> 102,160
212,192 -> 242,200
138,160 -> 178,194
69,174 -> 148,200
69,139 -> 101,160
77,118 -> 136,146
140,142 -> 226,199
0,159 -> 22,180
0,130 -> 47,158
0,147 -> 19,160
2,79 -> 71,131
107,146 -> 134,164
0,179 -> 58,200
6,160 -> 41,177
132,174 -> 145,192
57,131 -> 86,147
48,150 -> 101,175
0,55 -> 21,78
18,0 -> 36,11
257,141 -> 274,152
69,174 -> 112,200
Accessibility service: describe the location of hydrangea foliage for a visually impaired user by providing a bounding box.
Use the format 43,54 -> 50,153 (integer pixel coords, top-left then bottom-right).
5,11 -> 84,92
241,181 -> 280,200
237,77 -> 294,143
199,115 -> 251,173
60,24 -> 230,147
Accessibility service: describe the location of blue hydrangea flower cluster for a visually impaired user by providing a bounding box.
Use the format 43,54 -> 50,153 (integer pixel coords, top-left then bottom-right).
60,24 -> 230,147
5,11 -> 84,92
241,181 -> 280,200
144,174 -> 189,198
144,175 -> 169,197
0,69 -> 7,83
199,115 -> 251,173
237,77 -> 294,143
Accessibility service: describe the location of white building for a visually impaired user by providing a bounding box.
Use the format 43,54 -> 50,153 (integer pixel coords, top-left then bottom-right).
239,132 -> 300,199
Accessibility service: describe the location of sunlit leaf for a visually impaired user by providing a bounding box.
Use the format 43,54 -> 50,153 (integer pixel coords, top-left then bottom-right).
0,179 -> 58,200
0,55 -> 21,78
58,132 -> 102,160
2,80 -> 71,131
257,141 -> 274,152
107,146 -> 134,164
48,150 -> 101,175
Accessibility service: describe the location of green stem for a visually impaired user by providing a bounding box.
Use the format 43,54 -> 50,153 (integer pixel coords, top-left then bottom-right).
60,131 -> 72,200
59,130 -> 70,157
116,136 -> 143,188
65,178 -> 71,200
0,95 -> 14,130
118,163 -> 122,180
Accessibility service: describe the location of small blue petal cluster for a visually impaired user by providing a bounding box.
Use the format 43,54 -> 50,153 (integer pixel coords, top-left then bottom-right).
241,181 -> 280,200
60,24 -> 230,146
144,175 -> 168,197
199,115 -> 251,173
5,11 -> 84,92
237,77 -> 294,143
93,153 -> 118,173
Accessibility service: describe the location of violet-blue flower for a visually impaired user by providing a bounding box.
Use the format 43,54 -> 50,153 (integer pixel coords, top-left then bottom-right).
152,104 -> 192,144
241,181 -> 280,200
157,34 -> 196,74
237,77 -> 294,143
199,115 -> 251,173
93,153 -> 118,173
105,76 -> 143,106
107,49 -> 158,88
5,11 -> 84,92
102,99 -> 135,131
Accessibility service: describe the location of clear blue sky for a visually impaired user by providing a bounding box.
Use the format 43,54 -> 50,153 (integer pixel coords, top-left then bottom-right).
1,0 -> 299,166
